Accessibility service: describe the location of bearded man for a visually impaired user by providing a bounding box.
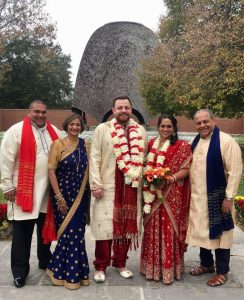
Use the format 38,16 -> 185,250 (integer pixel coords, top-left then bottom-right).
89,96 -> 147,282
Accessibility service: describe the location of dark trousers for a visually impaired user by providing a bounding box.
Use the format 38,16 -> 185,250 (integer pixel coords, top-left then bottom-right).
200,247 -> 230,275
11,213 -> 51,279
94,239 -> 131,271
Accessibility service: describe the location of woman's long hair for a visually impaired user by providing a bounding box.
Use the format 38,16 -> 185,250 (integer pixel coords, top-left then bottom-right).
157,114 -> 178,145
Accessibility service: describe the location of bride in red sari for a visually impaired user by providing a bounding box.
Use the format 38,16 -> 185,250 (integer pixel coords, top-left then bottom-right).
140,114 -> 192,284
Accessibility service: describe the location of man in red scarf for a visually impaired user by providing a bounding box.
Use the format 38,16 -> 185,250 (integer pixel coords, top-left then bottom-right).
89,96 -> 147,283
0,100 -> 59,288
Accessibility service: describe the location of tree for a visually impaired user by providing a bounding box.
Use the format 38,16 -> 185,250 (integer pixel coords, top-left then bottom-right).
140,0 -> 244,118
158,0 -> 193,41
0,0 -> 55,39
0,37 -> 73,108
0,0 -> 73,108
0,0 -> 56,79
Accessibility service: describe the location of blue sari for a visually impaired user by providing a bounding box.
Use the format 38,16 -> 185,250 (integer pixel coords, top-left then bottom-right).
47,138 -> 90,289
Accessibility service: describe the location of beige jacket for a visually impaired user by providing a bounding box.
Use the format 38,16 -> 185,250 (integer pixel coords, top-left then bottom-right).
186,131 -> 243,249
89,120 -> 148,240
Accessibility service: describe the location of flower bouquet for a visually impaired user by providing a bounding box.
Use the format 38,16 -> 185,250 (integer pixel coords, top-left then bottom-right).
234,195 -> 244,231
0,203 -> 12,240
142,167 -> 172,214
234,195 -> 244,218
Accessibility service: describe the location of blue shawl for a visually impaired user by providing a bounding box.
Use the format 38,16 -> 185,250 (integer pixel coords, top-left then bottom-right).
191,126 -> 234,239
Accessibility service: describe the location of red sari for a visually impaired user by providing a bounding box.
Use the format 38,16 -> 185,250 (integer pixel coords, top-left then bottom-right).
140,138 -> 192,284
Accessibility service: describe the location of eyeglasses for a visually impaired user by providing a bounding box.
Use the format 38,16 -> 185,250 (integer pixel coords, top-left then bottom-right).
160,125 -> 173,129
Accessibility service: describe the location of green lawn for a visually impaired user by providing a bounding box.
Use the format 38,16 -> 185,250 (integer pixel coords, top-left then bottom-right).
236,136 -> 244,146
0,189 -> 5,203
238,176 -> 244,195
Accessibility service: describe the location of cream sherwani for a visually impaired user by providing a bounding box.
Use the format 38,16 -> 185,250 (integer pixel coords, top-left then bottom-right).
186,131 -> 243,249
89,120 -> 147,240
0,121 -> 60,220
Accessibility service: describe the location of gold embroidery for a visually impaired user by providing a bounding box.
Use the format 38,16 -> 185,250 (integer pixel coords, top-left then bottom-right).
57,166 -> 89,240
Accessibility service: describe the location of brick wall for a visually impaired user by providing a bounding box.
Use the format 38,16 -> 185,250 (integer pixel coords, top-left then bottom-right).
0,109 -> 243,133
148,115 -> 244,134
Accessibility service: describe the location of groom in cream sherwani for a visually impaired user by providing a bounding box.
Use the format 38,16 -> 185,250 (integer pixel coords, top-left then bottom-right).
89,96 -> 147,283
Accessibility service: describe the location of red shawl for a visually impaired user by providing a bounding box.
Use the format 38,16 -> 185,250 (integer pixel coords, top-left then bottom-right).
113,163 -> 138,247
16,117 -> 58,212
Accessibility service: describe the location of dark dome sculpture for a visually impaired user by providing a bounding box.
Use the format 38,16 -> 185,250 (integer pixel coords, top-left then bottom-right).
72,21 -> 158,124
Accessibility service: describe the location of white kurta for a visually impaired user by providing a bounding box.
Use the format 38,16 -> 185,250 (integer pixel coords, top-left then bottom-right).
0,121 -> 60,220
89,120 -> 148,240
186,131 -> 243,249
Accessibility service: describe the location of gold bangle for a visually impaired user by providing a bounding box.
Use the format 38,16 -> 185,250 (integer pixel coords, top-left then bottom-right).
54,192 -> 62,197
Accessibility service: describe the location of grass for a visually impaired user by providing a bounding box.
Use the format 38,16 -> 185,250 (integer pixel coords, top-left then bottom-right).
235,136 -> 244,146
0,189 -> 5,203
237,176 -> 244,195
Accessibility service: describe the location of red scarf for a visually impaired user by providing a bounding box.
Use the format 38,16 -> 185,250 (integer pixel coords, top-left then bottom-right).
16,117 -> 58,212
42,197 -> 57,244
113,164 -> 138,246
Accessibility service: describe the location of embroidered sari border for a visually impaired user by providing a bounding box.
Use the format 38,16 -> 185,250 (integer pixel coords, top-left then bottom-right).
57,166 -> 89,240
46,269 -> 89,289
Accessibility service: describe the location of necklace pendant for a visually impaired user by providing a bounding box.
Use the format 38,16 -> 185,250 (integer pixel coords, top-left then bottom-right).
76,166 -> 79,172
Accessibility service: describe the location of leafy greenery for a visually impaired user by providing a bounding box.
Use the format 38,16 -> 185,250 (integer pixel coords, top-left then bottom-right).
0,0 -> 73,108
0,37 -> 73,108
140,0 -> 244,118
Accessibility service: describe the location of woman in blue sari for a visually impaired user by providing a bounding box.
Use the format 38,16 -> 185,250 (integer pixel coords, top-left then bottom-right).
46,114 -> 90,290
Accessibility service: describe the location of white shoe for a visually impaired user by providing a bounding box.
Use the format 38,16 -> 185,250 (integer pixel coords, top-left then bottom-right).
94,271 -> 105,283
115,267 -> 133,279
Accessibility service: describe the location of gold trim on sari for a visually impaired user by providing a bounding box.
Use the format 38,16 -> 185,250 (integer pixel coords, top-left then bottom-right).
46,269 -> 90,290
54,138 -> 90,241
48,139 -> 80,170
57,166 -> 88,240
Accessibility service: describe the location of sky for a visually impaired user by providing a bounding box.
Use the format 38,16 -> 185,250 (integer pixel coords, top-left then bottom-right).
45,0 -> 166,85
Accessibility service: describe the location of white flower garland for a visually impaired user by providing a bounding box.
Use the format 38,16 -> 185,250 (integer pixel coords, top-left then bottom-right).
110,118 -> 144,187
143,137 -> 170,213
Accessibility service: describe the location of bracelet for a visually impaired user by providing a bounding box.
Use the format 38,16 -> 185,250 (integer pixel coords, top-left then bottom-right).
56,197 -> 64,203
54,194 -> 63,200
54,192 -> 62,198
56,197 -> 65,205
172,174 -> 177,182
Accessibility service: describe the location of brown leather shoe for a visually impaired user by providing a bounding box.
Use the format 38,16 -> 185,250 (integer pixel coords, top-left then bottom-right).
207,274 -> 228,287
190,265 -> 215,276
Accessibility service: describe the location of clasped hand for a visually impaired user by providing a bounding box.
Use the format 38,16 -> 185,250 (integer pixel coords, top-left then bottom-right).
92,188 -> 104,200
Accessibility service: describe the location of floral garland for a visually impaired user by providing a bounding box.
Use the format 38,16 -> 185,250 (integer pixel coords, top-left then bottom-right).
143,137 -> 170,213
110,118 -> 144,187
